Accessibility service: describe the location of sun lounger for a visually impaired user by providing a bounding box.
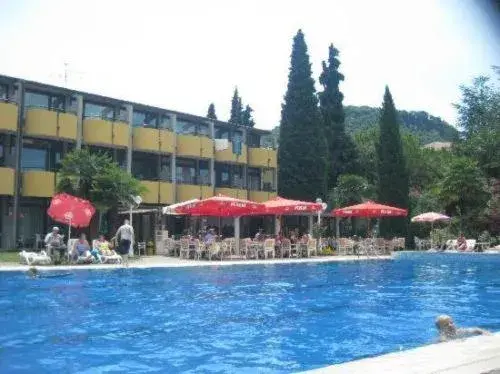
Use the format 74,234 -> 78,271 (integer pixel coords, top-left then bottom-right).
19,250 -> 51,265
91,239 -> 122,264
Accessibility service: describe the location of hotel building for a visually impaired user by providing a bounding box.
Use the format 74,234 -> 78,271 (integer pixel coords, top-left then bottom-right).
0,75 -> 277,248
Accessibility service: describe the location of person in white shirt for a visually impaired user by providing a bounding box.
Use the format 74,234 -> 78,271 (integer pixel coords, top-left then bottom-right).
44,226 -> 66,263
115,219 -> 134,267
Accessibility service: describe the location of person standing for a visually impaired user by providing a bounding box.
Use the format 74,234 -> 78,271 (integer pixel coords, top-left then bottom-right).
115,219 -> 134,267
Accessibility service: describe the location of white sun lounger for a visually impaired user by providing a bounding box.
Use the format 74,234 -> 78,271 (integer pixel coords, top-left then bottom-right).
91,240 -> 122,264
19,250 -> 51,265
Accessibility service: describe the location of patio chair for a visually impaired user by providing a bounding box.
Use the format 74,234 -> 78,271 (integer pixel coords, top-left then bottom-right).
19,250 -> 51,265
261,239 -> 275,259
164,238 -> 176,256
281,238 -> 292,258
245,239 -> 259,259
305,239 -> 317,257
207,242 -> 221,260
466,239 -> 476,252
193,239 -> 205,260
220,241 -> 232,260
223,238 -> 236,256
179,239 -> 190,259
338,238 -> 353,255
375,238 -> 386,255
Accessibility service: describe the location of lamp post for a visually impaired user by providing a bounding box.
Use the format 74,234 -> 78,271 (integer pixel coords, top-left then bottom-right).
315,198 -> 323,226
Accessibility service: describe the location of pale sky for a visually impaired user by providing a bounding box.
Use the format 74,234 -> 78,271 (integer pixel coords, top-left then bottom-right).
0,0 -> 498,129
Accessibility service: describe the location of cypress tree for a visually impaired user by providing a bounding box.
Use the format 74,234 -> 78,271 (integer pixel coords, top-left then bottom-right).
319,44 -> 358,188
377,86 -> 409,238
241,105 -> 255,127
278,29 -> 327,200
207,103 -> 217,120
229,88 -> 242,125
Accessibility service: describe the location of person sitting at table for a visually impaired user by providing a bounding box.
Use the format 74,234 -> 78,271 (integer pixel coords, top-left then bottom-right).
254,228 -> 265,242
290,228 -> 300,243
44,226 -> 66,263
457,233 -> 467,251
275,231 -> 283,246
71,233 -> 93,263
204,228 -> 216,245
300,233 -> 310,244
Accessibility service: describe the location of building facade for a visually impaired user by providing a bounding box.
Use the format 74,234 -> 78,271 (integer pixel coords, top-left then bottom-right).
0,74 -> 277,248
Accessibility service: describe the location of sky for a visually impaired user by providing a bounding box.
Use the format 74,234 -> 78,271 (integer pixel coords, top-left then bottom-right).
0,0 -> 498,130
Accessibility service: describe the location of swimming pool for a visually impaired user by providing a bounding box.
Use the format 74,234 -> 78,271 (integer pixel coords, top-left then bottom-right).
1,255 -> 499,373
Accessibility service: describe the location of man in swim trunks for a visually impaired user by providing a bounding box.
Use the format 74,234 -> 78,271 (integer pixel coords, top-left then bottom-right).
436,315 -> 491,342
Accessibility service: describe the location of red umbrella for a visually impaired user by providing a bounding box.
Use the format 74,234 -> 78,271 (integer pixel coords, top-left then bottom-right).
47,193 -> 96,228
332,200 -> 407,218
261,196 -> 323,215
175,194 -> 265,217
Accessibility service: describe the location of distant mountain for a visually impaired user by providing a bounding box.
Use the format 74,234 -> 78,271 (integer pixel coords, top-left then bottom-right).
345,106 -> 459,143
263,106 -> 459,148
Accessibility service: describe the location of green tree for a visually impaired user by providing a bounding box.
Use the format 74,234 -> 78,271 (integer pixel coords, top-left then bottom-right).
319,44 -> 358,187
353,127 -> 378,185
229,88 -> 242,125
57,149 -> 145,231
207,103 -> 217,120
377,86 -> 410,238
329,174 -> 375,208
278,29 -> 327,200
438,156 -> 490,233
454,71 -> 500,178
241,104 -> 255,127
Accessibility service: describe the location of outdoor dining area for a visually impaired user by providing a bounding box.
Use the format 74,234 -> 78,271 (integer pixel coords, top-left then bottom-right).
156,195 -> 409,261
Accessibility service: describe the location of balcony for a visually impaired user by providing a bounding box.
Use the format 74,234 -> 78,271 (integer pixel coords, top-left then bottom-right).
177,184 -> 213,202
0,167 -> 15,195
25,108 -> 77,139
248,147 -> 277,168
215,187 -> 248,199
159,182 -> 174,204
249,190 -> 277,203
159,130 -> 175,153
215,142 -> 247,164
83,119 -> 129,147
22,170 -> 55,197
0,102 -> 18,132
133,127 -> 159,152
140,180 -> 159,204
177,135 -> 214,158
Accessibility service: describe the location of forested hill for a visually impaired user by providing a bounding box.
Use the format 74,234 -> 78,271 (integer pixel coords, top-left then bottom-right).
345,106 -> 459,143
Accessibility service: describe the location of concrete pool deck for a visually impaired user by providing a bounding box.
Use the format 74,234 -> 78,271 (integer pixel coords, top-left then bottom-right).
0,254 -> 391,271
305,333 -> 500,374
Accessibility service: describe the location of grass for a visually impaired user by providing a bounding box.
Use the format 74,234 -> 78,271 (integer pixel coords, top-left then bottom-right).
0,251 -> 19,263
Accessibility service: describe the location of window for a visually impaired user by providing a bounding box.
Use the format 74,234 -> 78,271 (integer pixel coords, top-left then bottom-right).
232,165 -> 244,188
132,152 -> 159,180
215,126 -> 230,140
69,97 -> 78,113
199,160 -> 210,185
198,123 -> 210,137
216,163 -> 230,187
25,91 -> 64,111
262,168 -> 274,191
247,133 -> 261,148
159,115 -> 172,130
175,120 -> 196,135
0,84 -> 8,101
24,91 -> 49,109
176,158 -> 196,184
115,149 -> 127,170
133,111 -> 158,128
159,156 -> 171,181
21,139 -> 63,171
117,107 -> 128,122
84,102 -> 114,120
232,130 -> 243,143
248,168 -> 261,190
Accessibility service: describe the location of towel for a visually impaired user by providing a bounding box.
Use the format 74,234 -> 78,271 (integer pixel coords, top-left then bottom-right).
215,138 -> 229,151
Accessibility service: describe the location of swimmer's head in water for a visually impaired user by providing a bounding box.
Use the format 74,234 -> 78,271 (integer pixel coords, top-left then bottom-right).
28,267 -> 39,277
436,315 -> 456,336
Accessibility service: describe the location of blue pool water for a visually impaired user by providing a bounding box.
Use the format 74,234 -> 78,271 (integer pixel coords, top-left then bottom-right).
1,254 -> 500,373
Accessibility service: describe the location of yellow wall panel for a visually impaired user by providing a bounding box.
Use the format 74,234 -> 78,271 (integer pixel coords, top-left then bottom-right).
140,181 -> 159,204
0,102 -> 18,132
22,171 -> 55,197
159,130 -> 175,153
113,122 -> 129,147
0,167 -> 15,195
133,127 -> 159,152
249,190 -> 271,203
215,142 -> 247,164
177,135 -> 201,158
215,187 -> 247,199
83,119 -> 113,145
25,108 -> 57,137
177,184 -> 202,202
201,185 -> 214,199
248,148 -> 277,168
57,112 -> 78,139
159,182 -> 174,204
200,137 -> 214,158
